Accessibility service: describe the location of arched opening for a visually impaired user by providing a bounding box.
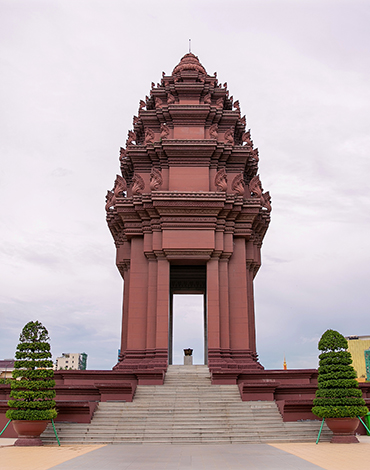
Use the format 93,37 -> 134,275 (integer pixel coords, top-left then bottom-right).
169,265 -> 207,365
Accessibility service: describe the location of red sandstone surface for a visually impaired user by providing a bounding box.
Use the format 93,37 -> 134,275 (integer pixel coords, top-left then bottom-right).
106,53 -> 271,381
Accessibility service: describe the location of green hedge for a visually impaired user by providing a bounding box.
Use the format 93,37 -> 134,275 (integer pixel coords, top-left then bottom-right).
6,321 -> 57,421
318,364 -> 355,374
312,405 -> 368,419
313,397 -> 366,407
319,351 -> 352,365
12,369 -> 54,380
316,388 -> 363,398
7,409 -> 57,421
317,370 -> 357,382
318,378 -> 360,389
10,379 -> 55,390
312,329 -> 368,419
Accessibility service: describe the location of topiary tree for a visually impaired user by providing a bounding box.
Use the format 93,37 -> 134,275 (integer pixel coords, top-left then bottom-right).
6,321 -> 57,421
312,329 -> 368,419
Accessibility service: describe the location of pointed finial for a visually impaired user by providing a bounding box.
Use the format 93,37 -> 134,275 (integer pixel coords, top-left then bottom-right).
283,355 -> 287,370
189,38 -> 191,53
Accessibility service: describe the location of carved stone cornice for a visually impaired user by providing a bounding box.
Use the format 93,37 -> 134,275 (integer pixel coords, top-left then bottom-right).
163,249 -> 214,261
117,260 -> 130,277
151,191 -> 227,201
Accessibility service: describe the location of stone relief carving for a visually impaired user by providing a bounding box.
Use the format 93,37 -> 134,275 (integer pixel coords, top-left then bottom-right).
209,124 -> 218,140
126,130 -> 137,146
216,97 -> 224,109
204,93 -> 212,104
119,147 -> 126,162
239,115 -> 246,125
242,130 -> 253,147
144,127 -> 155,144
139,100 -> 146,111
261,191 -> 272,212
249,175 -> 263,198
105,175 -> 127,211
233,100 -> 240,113
132,173 -> 145,195
252,148 -> 259,162
224,127 -> 235,145
133,115 -> 140,125
160,123 -> 170,140
155,97 -> 163,108
150,168 -> 163,191
105,190 -> 114,211
114,174 -> 127,197
231,173 -> 245,196
248,175 -> 272,212
167,93 -> 175,104
215,168 -> 227,192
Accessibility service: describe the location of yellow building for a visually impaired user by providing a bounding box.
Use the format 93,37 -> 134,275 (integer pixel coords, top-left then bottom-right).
346,335 -> 370,382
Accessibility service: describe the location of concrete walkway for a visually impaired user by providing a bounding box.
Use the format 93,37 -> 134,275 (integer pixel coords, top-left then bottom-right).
1,437 -> 370,470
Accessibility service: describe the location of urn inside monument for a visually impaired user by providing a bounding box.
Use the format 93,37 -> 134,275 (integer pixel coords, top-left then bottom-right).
184,348 -> 193,365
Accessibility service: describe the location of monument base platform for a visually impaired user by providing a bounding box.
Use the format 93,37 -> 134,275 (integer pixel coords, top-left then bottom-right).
112,348 -> 167,385
1,368 -> 369,438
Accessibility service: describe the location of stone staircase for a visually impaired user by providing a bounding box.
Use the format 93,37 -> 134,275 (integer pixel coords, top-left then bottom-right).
42,365 -> 331,444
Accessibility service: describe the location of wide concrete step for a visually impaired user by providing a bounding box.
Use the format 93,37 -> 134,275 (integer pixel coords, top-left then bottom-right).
42,365 -> 332,444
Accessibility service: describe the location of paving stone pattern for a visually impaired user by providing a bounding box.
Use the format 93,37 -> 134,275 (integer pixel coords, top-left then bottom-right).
48,444 -> 325,470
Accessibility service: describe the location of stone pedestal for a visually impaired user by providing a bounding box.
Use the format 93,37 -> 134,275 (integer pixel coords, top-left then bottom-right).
184,356 -> 193,366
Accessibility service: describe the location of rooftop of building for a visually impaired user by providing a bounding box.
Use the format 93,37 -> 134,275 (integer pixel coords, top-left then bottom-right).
0,359 -> 14,369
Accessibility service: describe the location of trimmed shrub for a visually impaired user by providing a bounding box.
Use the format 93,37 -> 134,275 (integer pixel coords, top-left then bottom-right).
312,329 -> 368,419
6,321 -> 57,421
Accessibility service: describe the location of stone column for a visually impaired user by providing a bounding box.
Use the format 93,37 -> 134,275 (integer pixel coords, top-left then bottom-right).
146,258 -> 158,352
120,263 -> 130,357
155,257 -> 170,357
228,237 -> 249,352
246,262 -> 256,354
219,257 -> 230,351
246,239 -> 261,355
207,257 -> 221,351
126,237 -> 148,351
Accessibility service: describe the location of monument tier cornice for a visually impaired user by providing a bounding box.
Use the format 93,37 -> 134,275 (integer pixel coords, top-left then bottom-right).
121,143 -> 256,174
146,191 -> 229,201
115,192 -> 263,210
108,192 -> 265,243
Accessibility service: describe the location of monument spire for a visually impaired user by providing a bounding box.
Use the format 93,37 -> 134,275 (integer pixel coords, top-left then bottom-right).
106,53 -> 271,384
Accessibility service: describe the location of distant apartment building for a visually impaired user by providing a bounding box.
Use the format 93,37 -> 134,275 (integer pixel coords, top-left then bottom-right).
55,352 -> 88,370
346,335 -> 370,382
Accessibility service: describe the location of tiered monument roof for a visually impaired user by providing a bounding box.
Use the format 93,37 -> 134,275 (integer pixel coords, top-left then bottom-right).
107,53 -> 271,257
119,53 -> 260,177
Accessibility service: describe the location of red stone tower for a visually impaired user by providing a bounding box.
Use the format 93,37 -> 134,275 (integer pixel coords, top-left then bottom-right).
106,53 -> 271,384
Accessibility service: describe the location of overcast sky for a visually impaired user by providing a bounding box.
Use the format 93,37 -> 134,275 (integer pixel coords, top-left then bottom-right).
1,0 -> 369,370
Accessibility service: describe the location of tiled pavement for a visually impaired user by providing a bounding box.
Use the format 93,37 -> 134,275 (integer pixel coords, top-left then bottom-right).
1,437 -> 370,470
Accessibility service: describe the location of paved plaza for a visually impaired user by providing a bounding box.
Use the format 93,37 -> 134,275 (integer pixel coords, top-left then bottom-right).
1,437 -> 370,470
